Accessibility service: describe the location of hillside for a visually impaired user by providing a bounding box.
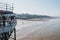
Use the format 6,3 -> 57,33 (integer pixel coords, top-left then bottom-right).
15,14 -> 52,20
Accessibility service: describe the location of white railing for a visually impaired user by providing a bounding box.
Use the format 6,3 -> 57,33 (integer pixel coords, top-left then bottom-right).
0,2 -> 14,12
0,20 -> 16,27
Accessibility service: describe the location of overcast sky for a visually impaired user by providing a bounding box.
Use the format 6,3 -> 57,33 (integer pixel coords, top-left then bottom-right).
0,0 -> 60,16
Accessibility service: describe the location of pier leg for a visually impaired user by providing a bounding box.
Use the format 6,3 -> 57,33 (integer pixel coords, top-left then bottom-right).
2,33 -> 8,40
5,33 -> 8,40
0,28 -> 16,40
14,28 -> 16,40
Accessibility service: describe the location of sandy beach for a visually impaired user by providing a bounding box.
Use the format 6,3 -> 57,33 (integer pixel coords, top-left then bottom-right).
9,19 -> 60,40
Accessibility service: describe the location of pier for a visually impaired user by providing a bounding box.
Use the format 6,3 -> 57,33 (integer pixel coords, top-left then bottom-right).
0,3 -> 17,40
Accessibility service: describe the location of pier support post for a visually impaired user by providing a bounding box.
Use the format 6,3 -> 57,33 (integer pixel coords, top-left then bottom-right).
0,28 -> 16,40
14,28 -> 16,40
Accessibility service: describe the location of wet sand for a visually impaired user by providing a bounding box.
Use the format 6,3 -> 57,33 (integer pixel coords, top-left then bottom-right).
10,19 -> 60,40
18,30 -> 60,40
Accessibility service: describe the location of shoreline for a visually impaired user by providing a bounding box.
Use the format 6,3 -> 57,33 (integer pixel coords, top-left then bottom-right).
17,18 -> 50,21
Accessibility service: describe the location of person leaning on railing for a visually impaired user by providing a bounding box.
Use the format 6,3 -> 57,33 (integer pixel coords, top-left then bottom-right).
0,14 -> 2,26
2,16 -> 6,27
8,16 -> 14,26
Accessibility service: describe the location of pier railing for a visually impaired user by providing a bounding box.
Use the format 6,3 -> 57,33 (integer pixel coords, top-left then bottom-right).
0,20 -> 16,27
0,2 -> 14,12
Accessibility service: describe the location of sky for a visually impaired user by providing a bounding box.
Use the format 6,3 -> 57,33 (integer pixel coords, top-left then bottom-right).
0,0 -> 60,16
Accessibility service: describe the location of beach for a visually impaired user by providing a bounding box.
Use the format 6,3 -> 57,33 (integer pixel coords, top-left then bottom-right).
9,19 -> 60,40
